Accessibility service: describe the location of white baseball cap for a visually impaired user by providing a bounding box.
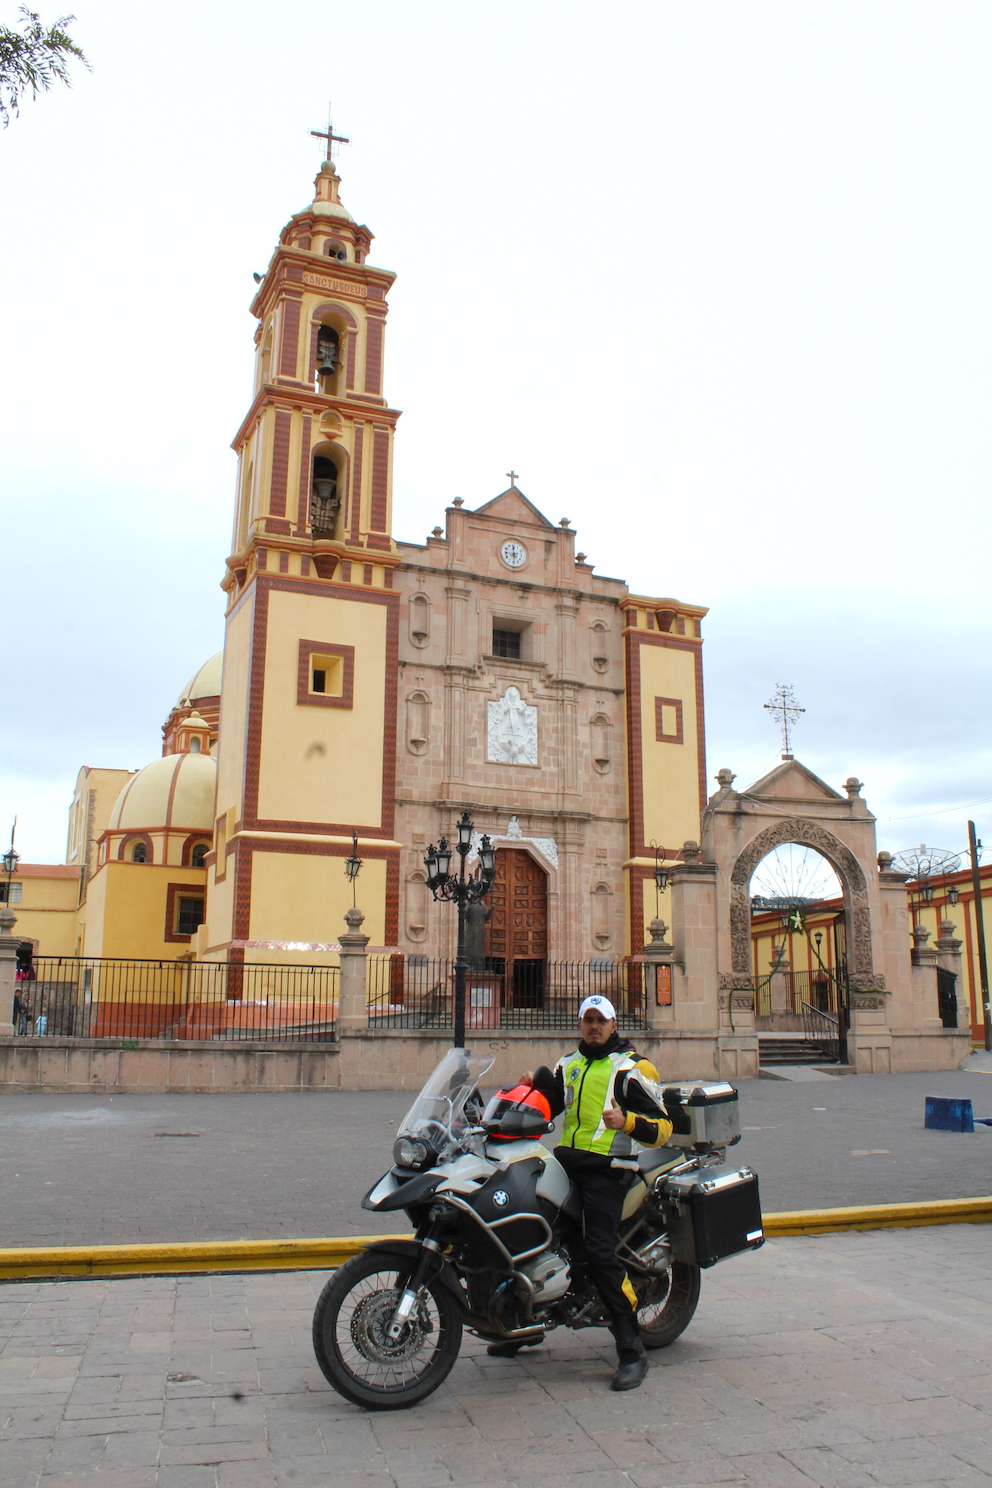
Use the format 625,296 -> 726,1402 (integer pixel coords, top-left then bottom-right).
578,995 -> 617,1021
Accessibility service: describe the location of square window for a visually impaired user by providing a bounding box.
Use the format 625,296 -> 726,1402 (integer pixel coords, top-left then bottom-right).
297,641 -> 355,709
493,628 -> 521,659
0,882 -> 22,904
176,896 -> 205,936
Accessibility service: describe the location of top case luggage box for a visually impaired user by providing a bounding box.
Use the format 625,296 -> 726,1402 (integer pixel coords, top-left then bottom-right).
662,1081 -> 741,1152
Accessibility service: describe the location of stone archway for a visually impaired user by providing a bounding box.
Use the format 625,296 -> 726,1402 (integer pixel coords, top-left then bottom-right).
730,817 -> 873,977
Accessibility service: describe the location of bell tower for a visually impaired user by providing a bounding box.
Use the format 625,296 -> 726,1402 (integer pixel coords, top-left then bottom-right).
203,144 -> 402,963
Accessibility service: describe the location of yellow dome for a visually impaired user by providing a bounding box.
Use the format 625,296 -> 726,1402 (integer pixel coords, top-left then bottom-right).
109,752 -> 217,832
175,652 -> 223,708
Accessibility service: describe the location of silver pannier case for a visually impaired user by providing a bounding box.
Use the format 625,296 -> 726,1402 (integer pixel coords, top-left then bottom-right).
661,1082 -> 741,1152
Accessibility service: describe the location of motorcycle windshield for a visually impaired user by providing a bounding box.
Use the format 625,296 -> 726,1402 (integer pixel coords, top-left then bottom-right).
397,1049 -> 495,1153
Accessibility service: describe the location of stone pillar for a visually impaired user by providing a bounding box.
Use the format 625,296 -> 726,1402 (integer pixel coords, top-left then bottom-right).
936,918 -> 967,1028
337,906 -> 369,1034
0,906 -> 17,1036
643,917 -> 676,1033
767,944 -> 792,1019
909,923 -> 943,1033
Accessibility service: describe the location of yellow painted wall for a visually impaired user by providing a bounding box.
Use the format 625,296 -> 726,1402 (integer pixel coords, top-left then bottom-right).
249,851 -> 387,947
257,589 -> 388,827
637,643 -> 701,849
6,872 -> 79,956
215,594 -> 253,827
78,863 -> 206,961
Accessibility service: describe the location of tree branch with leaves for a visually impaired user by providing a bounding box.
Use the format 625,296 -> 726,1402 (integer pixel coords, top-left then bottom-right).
0,7 -> 88,127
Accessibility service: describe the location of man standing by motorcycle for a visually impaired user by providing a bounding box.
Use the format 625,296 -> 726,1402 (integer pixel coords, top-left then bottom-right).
488,993 -> 672,1391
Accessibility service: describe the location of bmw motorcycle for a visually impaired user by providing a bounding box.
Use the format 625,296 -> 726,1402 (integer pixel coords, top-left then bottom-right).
312,1049 -> 763,1410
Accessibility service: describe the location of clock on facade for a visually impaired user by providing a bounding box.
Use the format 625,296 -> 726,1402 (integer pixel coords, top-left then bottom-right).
500,540 -> 527,569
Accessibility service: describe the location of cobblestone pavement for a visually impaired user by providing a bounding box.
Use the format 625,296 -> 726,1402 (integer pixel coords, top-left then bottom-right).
1,1071 -> 991,1248
2,1223 -> 991,1488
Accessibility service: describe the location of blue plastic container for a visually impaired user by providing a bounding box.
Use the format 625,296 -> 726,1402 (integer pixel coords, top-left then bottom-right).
925,1095 -> 974,1133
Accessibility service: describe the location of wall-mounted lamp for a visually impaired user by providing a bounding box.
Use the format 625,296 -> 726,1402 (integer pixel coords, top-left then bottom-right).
344,830 -> 363,905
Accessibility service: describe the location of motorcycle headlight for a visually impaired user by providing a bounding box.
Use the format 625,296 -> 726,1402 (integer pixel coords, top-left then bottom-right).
393,1136 -> 429,1169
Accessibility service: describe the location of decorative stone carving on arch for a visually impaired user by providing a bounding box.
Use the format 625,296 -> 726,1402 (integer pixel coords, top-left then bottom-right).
729,817 -> 873,976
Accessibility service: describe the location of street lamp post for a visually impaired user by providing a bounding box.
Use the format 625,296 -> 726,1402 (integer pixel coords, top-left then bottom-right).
424,811 -> 496,1049
2,842 -> 19,908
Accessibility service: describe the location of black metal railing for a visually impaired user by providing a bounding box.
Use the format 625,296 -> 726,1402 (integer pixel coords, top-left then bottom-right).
16,958 -> 338,1042
754,968 -> 839,1016
366,956 -> 646,1032
801,1000 -> 840,1062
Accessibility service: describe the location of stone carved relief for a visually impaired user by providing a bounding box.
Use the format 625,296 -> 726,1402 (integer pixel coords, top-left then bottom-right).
470,815 -> 559,871
729,818 -> 874,976
849,993 -> 886,1010
848,975 -> 887,993
487,686 -> 537,766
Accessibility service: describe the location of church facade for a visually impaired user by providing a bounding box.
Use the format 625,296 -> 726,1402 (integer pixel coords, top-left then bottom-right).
191,156 -> 708,973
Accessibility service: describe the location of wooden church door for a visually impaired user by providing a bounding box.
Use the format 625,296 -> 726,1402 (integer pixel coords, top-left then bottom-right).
487,849 -> 548,1007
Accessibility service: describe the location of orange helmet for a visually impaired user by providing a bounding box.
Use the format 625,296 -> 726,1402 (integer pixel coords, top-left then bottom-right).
482,1083 -> 553,1141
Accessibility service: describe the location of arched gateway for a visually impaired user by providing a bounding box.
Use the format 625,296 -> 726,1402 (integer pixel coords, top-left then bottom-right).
651,758 -> 970,1077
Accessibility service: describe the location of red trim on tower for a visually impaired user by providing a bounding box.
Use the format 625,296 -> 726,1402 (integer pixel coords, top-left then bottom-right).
279,299 -> 301,377
270,409 -> 291,519
365,318 -> 383,395
296,413 -> 312,533
370,428 -> 389,533
350,423 -> 365,543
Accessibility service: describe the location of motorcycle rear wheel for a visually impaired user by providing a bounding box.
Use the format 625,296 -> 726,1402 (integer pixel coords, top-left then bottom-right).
635,1261 -> 700,1349
312,1249 -> 463,1411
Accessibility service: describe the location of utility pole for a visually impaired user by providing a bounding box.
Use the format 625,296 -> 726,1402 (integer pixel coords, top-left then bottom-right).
967,821 -> 991,1052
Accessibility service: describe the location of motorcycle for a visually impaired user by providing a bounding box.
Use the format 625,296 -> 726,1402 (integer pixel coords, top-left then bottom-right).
312,1049 -> 763,1410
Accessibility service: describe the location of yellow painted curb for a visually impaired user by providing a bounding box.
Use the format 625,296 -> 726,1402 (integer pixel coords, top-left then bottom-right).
0,1197 -> 989,1281
763,1195 -> 992,1237
0,1235 -> 411,1282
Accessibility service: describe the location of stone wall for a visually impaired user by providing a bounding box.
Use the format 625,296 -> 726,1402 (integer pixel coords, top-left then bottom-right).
0,1029 -> 732,1095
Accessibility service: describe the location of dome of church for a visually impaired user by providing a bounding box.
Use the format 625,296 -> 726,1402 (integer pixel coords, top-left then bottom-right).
175,652 -> 223,709
109,752 -> 217,832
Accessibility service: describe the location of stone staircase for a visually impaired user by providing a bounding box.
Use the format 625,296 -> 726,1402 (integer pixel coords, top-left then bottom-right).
758,1035 -> 834,1066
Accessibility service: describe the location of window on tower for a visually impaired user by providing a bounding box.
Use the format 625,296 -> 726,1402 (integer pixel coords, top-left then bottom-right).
492,628 -> 522,660
316,326 -> 340,380
310,455 -> 340,536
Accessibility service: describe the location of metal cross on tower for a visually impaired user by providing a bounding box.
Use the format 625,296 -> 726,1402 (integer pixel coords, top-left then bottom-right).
764,684 -> 805,760
310,112 -> 350,163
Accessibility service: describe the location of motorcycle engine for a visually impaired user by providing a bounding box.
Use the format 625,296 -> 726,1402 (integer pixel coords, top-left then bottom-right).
519,1248 -> 571,1301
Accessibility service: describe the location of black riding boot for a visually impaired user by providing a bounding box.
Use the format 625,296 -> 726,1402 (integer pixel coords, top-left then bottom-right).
609,1311 -> 648,1392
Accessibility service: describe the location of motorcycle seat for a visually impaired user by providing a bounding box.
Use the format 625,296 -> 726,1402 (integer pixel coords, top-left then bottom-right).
637,1148 -> 684,1176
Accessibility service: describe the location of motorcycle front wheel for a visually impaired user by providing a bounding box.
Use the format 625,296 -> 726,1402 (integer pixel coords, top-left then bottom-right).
312,1248 -> 463,1410
634,1261 -> 701,1349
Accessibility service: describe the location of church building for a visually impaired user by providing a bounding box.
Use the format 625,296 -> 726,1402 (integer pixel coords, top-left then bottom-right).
58,153 -> 710,984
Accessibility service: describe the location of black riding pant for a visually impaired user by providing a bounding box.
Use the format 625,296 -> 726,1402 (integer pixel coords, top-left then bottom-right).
554,1146 -> 638,1343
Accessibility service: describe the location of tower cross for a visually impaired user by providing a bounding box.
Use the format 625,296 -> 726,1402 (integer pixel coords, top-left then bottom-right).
311,115 -> 350,163
764,684 -> 805,760
506,469 -> 519,487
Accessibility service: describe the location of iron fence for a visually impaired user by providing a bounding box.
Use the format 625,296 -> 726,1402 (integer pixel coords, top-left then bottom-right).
366,956 -> 646,1032
754,968 -> 839,1017
16,958 -> 338,1042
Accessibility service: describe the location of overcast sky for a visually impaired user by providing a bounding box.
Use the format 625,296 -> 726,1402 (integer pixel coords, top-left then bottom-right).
2,0 -> 990,872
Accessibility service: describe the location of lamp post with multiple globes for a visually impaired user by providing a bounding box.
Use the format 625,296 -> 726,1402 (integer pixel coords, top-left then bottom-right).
424,811 -> 497,1049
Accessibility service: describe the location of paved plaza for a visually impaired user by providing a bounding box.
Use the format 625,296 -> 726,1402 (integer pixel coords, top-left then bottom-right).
2,1222 -> 991,1488
1,1070 -> 991,1248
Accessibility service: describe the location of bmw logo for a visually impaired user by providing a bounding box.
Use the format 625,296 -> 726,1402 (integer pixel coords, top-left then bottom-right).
492,1189 -> 509,1208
